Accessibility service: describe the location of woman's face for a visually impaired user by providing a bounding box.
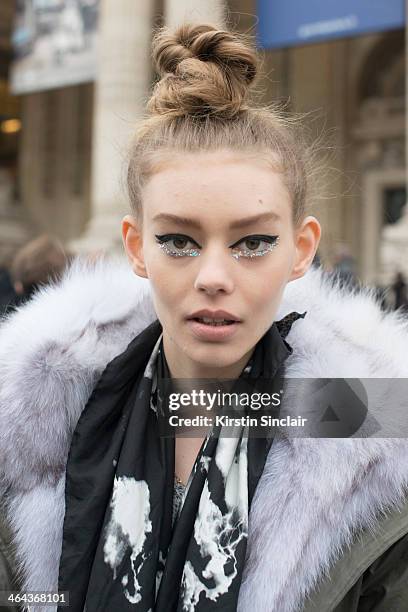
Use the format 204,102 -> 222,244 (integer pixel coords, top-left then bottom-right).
123,149 -> 320,379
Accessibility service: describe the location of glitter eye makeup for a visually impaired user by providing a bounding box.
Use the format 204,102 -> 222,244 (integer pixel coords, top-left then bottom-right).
230,235 -> 280,260
154,233 -> 280,259
155,234 -> 200,257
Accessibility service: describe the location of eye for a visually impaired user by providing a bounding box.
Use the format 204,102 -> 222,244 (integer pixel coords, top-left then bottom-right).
231,235 -> 280,259
155,234 -> 200,257
154,233 -> 280,259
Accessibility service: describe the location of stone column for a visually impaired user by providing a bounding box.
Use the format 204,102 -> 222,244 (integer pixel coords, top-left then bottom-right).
288,41 -> 348,266
71,0 -> 155,254
165,0 -> 226,29
20,85 -> 93,242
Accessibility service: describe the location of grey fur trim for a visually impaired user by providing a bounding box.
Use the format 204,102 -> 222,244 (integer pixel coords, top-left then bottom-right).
1,257 -> 408,612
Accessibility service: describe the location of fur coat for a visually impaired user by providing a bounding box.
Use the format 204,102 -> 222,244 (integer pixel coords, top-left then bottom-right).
1,258 -> 408,612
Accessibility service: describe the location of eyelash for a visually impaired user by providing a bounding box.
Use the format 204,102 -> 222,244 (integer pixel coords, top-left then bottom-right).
154,233 -> 280,259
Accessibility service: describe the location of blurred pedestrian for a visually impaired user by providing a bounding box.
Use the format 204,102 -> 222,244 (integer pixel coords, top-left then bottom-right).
391,271 -> 408,311
0,267 -> 18,317
10,234 -> 70,300
331,243 -> 357,288
3,235 -> 71,316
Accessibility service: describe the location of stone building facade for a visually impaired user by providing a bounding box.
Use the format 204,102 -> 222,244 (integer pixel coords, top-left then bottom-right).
0,0 -> 405,286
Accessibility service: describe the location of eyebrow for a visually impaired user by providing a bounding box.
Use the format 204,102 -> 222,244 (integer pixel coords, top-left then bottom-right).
152,211 -> 280,229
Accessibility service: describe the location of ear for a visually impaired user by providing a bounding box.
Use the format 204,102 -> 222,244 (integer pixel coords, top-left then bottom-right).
289,215 -> 321,281
122,214 -> 148,278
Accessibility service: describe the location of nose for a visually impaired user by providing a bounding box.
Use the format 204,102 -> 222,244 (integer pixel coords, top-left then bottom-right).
193,249 -> 235,295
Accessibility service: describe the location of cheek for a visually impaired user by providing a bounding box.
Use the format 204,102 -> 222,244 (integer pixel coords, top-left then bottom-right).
146,263 -> 183,321
244,259 -> 291,316
248,282 -> 283,314
151,283 -> 178,320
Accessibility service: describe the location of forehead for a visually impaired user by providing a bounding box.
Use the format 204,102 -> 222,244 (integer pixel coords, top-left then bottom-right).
141,150 -> 292,224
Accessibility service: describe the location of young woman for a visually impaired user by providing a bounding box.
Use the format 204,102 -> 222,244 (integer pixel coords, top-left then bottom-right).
1,22 -> 408,612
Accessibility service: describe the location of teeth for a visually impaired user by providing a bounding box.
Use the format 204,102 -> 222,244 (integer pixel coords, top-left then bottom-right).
197,317 -> 233,326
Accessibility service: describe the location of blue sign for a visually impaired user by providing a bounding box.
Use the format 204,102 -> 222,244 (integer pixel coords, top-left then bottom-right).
257,0 -> 405,49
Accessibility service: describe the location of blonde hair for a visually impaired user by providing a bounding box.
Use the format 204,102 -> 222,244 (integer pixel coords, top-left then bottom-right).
127,23 -> 310,227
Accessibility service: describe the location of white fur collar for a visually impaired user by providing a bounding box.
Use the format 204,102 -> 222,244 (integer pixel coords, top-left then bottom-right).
1,257 -> 408,611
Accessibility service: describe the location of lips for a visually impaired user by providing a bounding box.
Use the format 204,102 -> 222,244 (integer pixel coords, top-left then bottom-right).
187,309 -> 242,323
185,309 -> 242,341
186,318 -> 241,341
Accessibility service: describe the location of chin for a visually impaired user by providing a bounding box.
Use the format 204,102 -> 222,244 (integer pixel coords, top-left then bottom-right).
188,342 -> 246,367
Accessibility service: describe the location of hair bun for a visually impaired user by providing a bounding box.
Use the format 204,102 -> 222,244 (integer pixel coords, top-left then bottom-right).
148,23 -> 258,119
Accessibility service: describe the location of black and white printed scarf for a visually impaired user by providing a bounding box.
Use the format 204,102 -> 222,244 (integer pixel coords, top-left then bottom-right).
58,313 -> 304,611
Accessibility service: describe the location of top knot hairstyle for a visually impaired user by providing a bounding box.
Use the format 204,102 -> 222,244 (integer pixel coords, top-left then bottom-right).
127,22 -> 314,227
148,23 -> 257,119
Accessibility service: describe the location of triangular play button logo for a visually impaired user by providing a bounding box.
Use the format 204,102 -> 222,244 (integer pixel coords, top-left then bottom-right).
321,405 -> 340,422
